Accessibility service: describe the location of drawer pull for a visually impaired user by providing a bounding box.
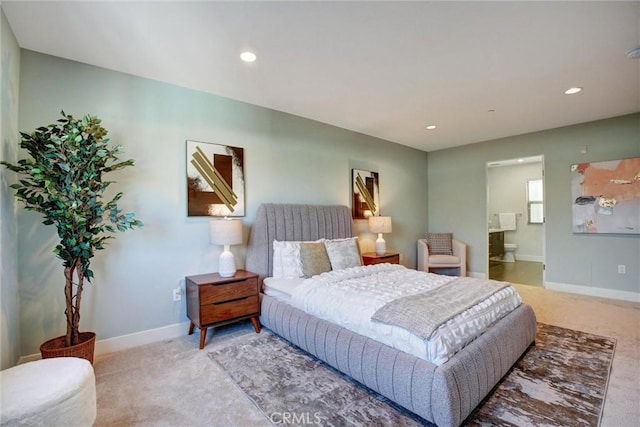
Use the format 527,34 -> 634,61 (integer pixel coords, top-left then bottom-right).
214,296 -> 248,305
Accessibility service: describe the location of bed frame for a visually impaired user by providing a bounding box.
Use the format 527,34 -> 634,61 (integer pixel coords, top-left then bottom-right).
246,203 -> 537,427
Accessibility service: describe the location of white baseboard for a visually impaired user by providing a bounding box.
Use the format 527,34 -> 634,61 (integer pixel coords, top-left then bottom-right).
515,254 -> 543,262
468,271 -> 486,279
18,321 -> 191,365
467,272 -> 638,303
545,281 -> 640,303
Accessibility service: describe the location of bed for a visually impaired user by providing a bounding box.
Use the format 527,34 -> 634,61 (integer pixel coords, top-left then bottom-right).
246,203 -> 537,427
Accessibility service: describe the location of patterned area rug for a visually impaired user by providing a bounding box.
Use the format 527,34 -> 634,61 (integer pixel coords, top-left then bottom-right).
209,323 -> 615,426
467,323 -> 615,426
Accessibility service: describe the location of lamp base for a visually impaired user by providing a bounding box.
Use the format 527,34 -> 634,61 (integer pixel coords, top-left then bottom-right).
375,235 -> 386,255
218,250 -> 237,277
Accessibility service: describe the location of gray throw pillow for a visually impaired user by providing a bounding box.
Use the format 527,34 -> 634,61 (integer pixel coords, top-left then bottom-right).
324,237 -> 363,270
427,232 -> 453,255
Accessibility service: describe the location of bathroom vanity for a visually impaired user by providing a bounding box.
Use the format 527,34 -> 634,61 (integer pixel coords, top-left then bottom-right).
488,230 -> 505,258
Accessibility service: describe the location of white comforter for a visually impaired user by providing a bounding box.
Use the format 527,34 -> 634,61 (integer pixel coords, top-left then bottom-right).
289,264 -> 521,365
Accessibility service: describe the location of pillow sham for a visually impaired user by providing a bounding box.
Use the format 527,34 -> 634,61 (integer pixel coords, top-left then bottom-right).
427,232 -> 453,255
272,240 -> 304,278
299,242 -> 332,278
324,237 -> 362,270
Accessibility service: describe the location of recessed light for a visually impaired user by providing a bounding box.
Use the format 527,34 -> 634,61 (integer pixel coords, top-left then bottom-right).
426,125 -> 437,130
517,159 -> 524,163
240,51 -> 257,63
564,87 -> 582,95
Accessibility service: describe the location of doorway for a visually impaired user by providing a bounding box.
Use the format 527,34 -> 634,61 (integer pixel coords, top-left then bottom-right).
486,156 -> 545,286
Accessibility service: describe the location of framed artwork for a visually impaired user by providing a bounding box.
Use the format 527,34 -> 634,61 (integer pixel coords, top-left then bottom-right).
352,169 -> 379,219
186,140 -> 245,217
571,157 -> 640,234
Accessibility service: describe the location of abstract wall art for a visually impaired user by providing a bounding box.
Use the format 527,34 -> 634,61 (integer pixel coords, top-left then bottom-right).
186,140 -> 245,217
352,169 -> 379,219
571,157 -> 640,234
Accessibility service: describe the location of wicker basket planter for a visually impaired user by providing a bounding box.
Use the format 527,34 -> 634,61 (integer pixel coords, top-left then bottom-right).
40,332 -> 96,364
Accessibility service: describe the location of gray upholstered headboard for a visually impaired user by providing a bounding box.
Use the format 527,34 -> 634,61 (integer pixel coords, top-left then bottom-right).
245,203 -> 355,281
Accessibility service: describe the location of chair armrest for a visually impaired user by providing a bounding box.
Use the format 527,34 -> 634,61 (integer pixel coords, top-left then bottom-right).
417,239 -> 430,271
452,239 -> 467,276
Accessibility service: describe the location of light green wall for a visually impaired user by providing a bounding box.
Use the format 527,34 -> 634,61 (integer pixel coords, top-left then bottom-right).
16,50 -> 428,356
0,7 -> 21,369
428,114 -> 640,294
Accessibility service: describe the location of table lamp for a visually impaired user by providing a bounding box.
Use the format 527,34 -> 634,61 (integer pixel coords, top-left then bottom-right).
368,216 -> 392,255
209,218 -> 243,277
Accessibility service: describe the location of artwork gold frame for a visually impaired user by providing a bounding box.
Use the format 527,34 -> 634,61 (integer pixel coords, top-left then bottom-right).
352,169 -> 379,219
186,140 -> 245,217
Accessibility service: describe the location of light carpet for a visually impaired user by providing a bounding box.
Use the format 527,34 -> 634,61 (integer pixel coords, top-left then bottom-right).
209,323 -> 615,426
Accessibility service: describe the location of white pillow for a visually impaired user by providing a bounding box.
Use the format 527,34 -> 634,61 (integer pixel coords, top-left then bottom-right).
272,239 -> 325,278
324,237 -> 362,271
272,240 -> 303,278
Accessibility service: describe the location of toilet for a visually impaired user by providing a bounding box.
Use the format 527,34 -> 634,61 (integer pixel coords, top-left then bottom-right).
497,213 -> 518,263
503,243 -> 518,262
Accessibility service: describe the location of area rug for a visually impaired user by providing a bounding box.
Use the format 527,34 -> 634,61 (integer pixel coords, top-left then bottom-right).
467,323 -> 616,426
209,323 -> 615,426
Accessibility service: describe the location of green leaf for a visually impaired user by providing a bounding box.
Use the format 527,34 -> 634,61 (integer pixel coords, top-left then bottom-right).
3,111 -> 142,333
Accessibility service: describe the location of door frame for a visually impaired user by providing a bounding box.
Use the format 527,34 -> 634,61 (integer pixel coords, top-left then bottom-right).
485,155 -> 546,285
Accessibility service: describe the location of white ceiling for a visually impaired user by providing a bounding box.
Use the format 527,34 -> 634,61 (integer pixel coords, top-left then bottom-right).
3,1 -> 639,152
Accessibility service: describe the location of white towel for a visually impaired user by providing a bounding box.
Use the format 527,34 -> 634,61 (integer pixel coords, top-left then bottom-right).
499,213 -> 517,230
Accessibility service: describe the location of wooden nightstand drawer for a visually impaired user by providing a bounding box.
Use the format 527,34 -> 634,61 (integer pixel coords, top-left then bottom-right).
200,279 -> 256,305
362,252 -> 400,265
201,295 -> 259,324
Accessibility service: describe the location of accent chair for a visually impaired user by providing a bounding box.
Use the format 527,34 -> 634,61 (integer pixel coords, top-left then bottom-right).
417,236 -> 467,276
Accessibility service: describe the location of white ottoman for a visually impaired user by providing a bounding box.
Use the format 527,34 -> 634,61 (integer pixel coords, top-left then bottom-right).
0,357 -> 96,426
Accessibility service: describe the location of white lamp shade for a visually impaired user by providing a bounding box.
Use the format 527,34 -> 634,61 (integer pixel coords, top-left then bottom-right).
368,216 -> 392,234
209,219 -> 243,246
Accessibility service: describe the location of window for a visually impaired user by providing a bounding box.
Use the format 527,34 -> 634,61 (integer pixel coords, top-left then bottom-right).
527,179 -> 544,224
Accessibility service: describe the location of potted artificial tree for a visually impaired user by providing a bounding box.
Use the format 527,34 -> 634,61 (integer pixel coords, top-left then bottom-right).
1,111 -> 142,363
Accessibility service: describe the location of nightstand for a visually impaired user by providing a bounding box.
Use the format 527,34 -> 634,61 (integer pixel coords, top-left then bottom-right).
186,270 -> 260,349
362,252 -> 400,265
